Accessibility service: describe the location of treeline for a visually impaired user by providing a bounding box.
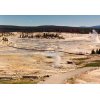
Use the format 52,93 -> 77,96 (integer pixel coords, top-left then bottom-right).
91,49 -> 100,54
0,32 -> 14,37
0,25 -> 96,33
19,33 -> 64,39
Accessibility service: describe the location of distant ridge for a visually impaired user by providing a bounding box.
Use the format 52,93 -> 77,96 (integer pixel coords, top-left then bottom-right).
0,25 -> 99,33
92,25 -> 100,29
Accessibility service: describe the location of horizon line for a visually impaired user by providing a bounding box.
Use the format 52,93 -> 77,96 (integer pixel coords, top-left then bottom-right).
0,24 -> 96,27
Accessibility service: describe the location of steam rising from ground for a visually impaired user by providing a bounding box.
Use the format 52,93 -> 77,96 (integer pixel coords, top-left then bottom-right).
53,48 -> 61,68
90,29 -> 100,43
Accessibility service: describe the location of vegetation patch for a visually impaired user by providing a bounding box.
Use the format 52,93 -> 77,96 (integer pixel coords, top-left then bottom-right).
75,61 -> 84,65
73,57 -> 89,65
0,75 -> 50,84
92,60 -> 100,63
46,56 -> 53,58
73,57 -> 89,61
84,61 -> 100,67
0,79 -> 39,84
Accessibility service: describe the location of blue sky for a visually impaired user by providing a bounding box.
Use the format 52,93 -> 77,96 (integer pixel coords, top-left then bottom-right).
0,15 -> 100,26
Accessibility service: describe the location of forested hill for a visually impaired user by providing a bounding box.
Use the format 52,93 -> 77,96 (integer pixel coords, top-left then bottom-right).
0,25 -> 99,33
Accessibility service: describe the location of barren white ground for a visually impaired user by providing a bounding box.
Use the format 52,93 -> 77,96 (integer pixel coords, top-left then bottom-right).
0,32 -> 100,83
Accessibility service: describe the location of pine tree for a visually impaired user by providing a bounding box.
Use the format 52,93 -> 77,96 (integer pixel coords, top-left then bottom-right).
98,49 -> 100,54
91,49 -> 95,54
96,49 -> 99,54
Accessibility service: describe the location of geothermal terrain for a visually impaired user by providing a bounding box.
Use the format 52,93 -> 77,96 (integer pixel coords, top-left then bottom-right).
0,32 -> 100,84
